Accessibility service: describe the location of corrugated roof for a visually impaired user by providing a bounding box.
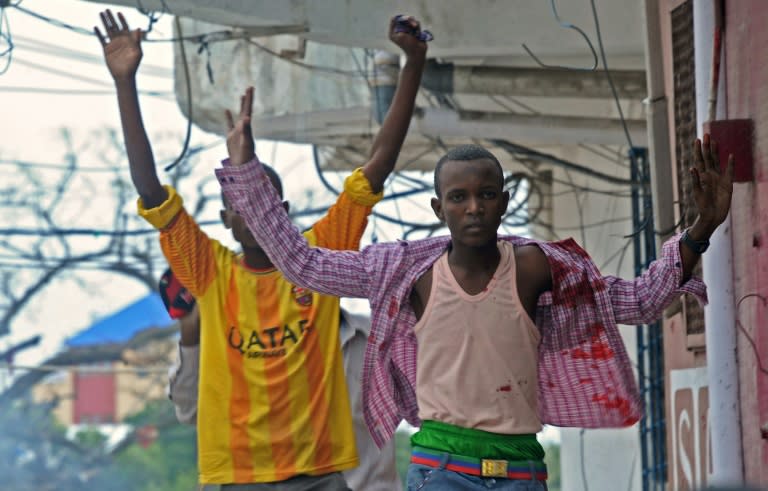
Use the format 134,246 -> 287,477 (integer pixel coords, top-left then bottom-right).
66,293 -> 173,347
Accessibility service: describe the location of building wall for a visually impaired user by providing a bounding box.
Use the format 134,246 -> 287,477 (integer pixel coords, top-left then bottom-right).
656,0 -> 768,487
115,340 -> 177,421
722,1 -> 768,485
74,369 -> 116,424
33,338 -> 177,426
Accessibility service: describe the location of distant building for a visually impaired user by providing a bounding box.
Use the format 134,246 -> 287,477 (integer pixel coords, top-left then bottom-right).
33,293 -> 177,426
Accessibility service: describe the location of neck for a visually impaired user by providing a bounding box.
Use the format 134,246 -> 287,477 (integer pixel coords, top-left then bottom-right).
447,237 -> 500,271
241,246 -> 275,270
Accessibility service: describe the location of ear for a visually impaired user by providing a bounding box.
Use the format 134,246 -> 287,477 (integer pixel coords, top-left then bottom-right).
430,197 -> 444,222
221,209 -> 232,229
501,190 -> 510,215
282,200 -> 290,214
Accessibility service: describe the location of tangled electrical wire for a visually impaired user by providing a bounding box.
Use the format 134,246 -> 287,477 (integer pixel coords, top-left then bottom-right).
312,143 -> 542,241
0,0 -> 15,75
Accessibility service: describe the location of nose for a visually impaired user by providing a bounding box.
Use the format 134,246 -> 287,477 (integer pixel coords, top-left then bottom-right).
466,196 -> 484,215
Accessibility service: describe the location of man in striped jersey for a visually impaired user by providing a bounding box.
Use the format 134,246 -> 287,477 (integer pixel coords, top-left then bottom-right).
161,268 -> 402,491
97,9 -> 427,490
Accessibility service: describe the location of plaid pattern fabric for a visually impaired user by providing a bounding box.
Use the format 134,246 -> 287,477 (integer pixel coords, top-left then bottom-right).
217,159 -> 708,448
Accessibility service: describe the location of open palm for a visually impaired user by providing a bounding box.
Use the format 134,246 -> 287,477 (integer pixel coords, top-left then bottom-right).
691,134 -> 734,229
95,10 -> 143,82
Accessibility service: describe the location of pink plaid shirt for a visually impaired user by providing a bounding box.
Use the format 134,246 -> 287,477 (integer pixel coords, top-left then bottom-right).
217,158 -> 707,448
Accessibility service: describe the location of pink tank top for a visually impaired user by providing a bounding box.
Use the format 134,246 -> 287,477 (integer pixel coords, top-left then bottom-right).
414,241 -> 542,434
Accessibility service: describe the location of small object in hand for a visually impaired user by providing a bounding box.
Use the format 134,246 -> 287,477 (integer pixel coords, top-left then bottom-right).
159,268 -> 197,319
394,15 -> 434,42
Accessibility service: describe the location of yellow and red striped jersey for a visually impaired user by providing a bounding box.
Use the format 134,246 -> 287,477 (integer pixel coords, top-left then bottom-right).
138,169 -> 381,484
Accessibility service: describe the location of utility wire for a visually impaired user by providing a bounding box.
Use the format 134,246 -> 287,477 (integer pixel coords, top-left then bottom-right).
12,34 -> 173,77
0,3 -> 14,75
0,362 -> 169,374
162,17 -> 192,171
492,139 -> 641,187
0,86 -> 173,98
588,0 -> 635,150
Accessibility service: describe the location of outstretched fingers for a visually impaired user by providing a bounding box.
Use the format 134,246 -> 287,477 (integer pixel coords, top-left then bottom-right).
225,110 -> 235,131
117,12 -> 130,31
105,10 -> 119,32
692,137 -> 705,176
96,9 -> 132,45
709,138 -> 722,173
702,134 -> 717,173
725,154 -> 735,184
94,26 -> 107,46
241,86 -> 254,120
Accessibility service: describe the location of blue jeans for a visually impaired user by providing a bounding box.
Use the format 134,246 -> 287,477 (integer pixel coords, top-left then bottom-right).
406,463 -> 548,491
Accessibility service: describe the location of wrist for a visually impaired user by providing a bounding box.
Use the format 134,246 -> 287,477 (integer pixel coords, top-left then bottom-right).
113,76 -> 137,88
230,154 -> 255,166
179,333 -> 199,347
403,52 -> 427,66
681,228 -> 710,255
688,219 -> 717,242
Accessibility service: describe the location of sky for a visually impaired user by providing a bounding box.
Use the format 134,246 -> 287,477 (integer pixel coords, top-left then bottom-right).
0,0 -> 318,369
1,0 -> 448,369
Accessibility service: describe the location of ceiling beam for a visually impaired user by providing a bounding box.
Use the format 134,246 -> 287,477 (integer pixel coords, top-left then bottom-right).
415,108 -> 647,146
422,62 -> 647,99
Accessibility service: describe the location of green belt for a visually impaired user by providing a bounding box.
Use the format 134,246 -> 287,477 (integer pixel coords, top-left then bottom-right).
411,420 -> 545,461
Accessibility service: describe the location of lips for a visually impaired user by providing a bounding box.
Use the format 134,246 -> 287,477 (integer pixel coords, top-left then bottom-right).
464,223 -> 487,232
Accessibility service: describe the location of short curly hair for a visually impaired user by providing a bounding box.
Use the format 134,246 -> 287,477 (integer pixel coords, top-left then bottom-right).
434,145 -> 504,196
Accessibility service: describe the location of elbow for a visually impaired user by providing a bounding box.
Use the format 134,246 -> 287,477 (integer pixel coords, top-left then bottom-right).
636,297 -> 670,324
281,256 -> 314,288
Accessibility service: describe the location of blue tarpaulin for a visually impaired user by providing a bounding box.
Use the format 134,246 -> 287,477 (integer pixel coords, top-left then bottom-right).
66,293 -> 173,347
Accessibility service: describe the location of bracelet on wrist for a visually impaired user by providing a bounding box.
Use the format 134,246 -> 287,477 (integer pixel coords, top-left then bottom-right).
681,228 -> 710,254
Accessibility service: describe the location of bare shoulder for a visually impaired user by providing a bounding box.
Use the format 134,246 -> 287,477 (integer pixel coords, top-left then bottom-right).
514,244 -> 552,292
515,244 -> 548,266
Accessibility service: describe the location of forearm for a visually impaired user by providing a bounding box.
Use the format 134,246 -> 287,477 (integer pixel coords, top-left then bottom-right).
217,160 -> 372,298
114,79 -> 167,208
168,343 -> 199,425
608,233 -> 708,324
362,53 -> 426,192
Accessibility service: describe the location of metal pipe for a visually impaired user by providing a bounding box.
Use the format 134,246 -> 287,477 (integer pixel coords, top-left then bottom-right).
694,0 -> 744,485
640,2 -> 673,485
370,50 -> 399,125
641,0 -> 676,241
415,107 -> 648,147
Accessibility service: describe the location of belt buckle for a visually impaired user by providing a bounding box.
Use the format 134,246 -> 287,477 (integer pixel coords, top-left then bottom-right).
481,459 -> 508,477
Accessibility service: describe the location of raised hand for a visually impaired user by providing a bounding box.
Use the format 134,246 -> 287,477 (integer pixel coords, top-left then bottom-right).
690,133 -> 734,235
225,87 -> 256,166
389,15 -> 428,59
95,10 -> 143,82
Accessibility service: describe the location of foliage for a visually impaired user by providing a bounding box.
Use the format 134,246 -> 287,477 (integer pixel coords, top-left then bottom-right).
394,428 -> 413,487
0,397 -> 197,491
544,442 -> 561,491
